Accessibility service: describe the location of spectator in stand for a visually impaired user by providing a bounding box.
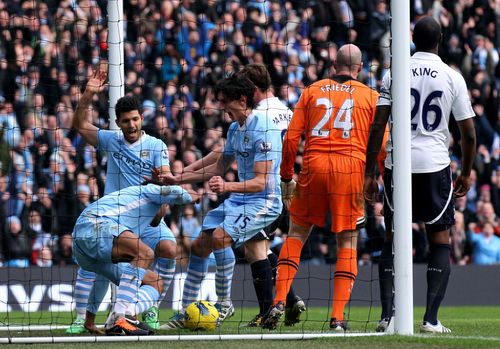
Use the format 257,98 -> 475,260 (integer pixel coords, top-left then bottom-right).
25,208 -> 50,265
0,0 -> 497,270
37,246 -> 53,267
51,233 -> 73,266
451,211 -> 467,265
3,216 -> 30,267
462,221 -> 500,265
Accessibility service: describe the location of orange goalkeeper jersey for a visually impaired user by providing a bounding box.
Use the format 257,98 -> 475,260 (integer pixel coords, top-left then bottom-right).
281,76 -> 379,180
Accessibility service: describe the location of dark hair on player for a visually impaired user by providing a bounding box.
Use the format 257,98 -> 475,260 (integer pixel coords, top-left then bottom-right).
115,95 -> 142,120
214,74 -> 256,109
413,16 -> 441,52
238,63 -> 272,93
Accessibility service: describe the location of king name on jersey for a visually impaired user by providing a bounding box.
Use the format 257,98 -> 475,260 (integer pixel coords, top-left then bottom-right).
412,66 -> 438,78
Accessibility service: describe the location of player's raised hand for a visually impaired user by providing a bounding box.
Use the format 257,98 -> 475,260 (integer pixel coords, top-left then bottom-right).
280,179 -> 296,209
208,176 -> 226,193
86,60 -> 108,94
454,175 -> 471,198
363,175 -> 378,205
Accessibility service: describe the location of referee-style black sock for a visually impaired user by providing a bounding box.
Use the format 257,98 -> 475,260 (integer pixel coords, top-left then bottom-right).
378,241 -> 394,320
424,243 -> 451,325
268,251 -> 297,304
251,259 -> 274,315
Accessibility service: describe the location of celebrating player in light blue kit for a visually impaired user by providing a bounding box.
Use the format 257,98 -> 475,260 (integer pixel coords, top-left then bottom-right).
162,74 -> 283,328
178,64 -> 305,328
69,63 -> 174,333
72,183 -> 196,335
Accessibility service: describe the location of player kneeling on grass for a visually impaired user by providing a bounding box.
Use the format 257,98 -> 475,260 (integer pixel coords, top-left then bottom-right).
72,182 -> 198,335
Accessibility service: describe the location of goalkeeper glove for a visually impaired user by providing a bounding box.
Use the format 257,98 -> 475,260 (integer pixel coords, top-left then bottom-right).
280,179 -> 296,209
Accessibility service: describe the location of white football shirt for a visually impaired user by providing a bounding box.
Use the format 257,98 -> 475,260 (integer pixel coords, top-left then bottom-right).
378,51 -> 475,173
255,97 -> 293,138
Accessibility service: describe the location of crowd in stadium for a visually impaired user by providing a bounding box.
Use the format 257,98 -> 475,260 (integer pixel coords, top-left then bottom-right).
0,0 -> 498,268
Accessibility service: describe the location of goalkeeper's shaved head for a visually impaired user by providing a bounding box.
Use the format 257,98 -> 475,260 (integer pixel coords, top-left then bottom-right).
336,44 -> 362,68
413,16 -> 442,52
334,44 -> 362,78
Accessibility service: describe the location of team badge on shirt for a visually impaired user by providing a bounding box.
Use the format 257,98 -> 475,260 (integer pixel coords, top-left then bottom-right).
259,142 -> 272,153
140,151 -> 150,158
160,186 -> 172,196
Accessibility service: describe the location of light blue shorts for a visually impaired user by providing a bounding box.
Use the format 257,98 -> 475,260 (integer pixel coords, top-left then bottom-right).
72,218 -> 129,284
201,196 -> 281,248
140,220 -> 176,251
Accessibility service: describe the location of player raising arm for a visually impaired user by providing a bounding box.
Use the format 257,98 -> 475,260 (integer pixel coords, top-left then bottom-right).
69,62 -> 175,333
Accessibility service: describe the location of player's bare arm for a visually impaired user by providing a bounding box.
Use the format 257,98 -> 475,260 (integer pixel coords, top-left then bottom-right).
454,118 -> 476,197
209,160 -> 271,194
183,145 -> 223,172
150,165 -> 172,226
73,62 -> 108,147
363,105 -> 391,204
161,153 -> 232,185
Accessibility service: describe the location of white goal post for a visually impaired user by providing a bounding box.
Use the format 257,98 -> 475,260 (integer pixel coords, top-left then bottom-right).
390,0 -> 413,335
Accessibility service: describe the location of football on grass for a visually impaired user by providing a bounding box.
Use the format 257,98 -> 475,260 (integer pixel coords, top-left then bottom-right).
184,301 -> 219,331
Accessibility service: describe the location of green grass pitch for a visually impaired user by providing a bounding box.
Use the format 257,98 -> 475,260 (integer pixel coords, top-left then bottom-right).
2,306 -> 500,349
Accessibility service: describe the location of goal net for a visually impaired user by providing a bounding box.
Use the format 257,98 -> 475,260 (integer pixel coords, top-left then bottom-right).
0,0 -> 410,342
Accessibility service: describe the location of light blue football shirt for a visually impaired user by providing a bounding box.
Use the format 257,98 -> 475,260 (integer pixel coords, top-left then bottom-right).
77,184 -> 192,235
223,111 -> 282,204
97,130 -> 169,194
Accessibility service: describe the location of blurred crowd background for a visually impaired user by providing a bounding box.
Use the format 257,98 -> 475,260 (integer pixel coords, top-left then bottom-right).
0,0 -> 498,268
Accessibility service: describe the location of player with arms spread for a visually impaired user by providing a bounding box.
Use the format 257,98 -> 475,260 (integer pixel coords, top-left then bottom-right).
364,16 -> 476,333
68,63 -> 175,333
262,44 -> 379,330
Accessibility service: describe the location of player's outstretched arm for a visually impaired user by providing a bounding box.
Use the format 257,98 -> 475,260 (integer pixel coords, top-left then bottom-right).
160,152 -> 229,185
183,145 -> 223,172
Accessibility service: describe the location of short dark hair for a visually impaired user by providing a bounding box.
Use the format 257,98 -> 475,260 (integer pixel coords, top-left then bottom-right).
115,95 -> 142,119
214,74 -> 256,109
238,64 -> 272,92
413,16 -> 441,52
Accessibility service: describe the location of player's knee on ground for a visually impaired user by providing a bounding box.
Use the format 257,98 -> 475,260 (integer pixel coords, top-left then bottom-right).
155,240 -> 177,259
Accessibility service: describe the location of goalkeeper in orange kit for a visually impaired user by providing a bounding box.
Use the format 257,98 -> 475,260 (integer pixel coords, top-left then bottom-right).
262,44 -> 379,331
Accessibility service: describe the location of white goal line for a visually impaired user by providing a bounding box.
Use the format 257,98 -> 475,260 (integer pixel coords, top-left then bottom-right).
0,332 -> 388,343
